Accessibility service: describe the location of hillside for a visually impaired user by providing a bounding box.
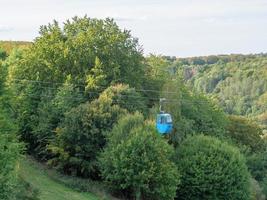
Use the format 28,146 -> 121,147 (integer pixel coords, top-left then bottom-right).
172,54 -> 267,132
19,157 -> 98,200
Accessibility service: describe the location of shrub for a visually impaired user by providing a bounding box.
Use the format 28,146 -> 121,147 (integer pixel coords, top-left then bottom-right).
247,151 -> 267,182
100,113 -> 180,200
174,134 -> 251,200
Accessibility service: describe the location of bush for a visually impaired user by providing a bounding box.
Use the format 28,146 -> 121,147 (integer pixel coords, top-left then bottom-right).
247,151 -> 267,182
100,113 -> 180,200
174,134 -> 251,200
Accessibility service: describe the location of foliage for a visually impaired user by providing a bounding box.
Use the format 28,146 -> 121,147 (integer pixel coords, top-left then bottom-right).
7,17 -> 145,162
0,48 -> 18,95
0,61 -> 5,95
3,16 -> 267,199
145,54 -> 172,87
181,90 -> 227,135
100,113 -> 180,200
11,82 -> 43,153
247,151 -> 267,182
48,93 -> 126,179
227,115 -> 265,152
10,17 -> 144,88
0,50 -> 28,199
0,108 -> 21,200
0,47 -> 7,60
174,134 -> 251,200
0,134 -> 21,199
100,84 -> 148,114
168,84 -> 227,146
143,56 -> 228,145
177,54 -> 267,131
32,80 -> 85,160
143,54 -> 174,106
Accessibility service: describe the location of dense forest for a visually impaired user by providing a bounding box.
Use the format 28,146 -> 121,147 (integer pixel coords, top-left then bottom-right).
0,17 -> 267,200
172,54 -> 267,132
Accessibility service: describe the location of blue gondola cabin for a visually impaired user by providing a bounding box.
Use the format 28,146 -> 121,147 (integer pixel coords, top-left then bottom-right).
156,113 -> 173,135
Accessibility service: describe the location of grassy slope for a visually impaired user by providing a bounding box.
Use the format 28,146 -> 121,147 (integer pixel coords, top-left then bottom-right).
19,158 -> 98,200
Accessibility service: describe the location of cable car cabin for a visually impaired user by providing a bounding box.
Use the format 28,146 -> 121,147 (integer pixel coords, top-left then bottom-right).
156,113 -> 173,135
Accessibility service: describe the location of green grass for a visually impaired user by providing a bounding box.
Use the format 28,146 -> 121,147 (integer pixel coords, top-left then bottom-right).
19,157 -> 99,200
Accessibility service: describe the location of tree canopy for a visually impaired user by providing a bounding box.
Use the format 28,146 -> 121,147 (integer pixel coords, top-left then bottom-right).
100,113 -> 180,200
174,134 -> 251,200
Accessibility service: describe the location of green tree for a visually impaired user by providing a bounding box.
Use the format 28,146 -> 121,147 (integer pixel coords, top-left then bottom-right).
48,93 -> 126,179
85,56 -> 107,92
143,54 -> 172,105
168,83 -> 227,146
11,82 -> 42,153
7,17 -> 145,158
0,108 -> 21,200
32,80 -> 85,160
227,115 -> 265,152
174,134 -> 251,200
10,17 -> 144,89
181,93 -> 227,135
100,113 -> 180,200
100,84 -> 148,114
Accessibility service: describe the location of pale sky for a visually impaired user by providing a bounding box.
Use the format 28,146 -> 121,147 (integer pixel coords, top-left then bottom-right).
0,0 -> 266,57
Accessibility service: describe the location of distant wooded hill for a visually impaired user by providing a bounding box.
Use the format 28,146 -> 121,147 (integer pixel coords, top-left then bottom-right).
0,41 -> 32,54
171,54 -> 267,132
